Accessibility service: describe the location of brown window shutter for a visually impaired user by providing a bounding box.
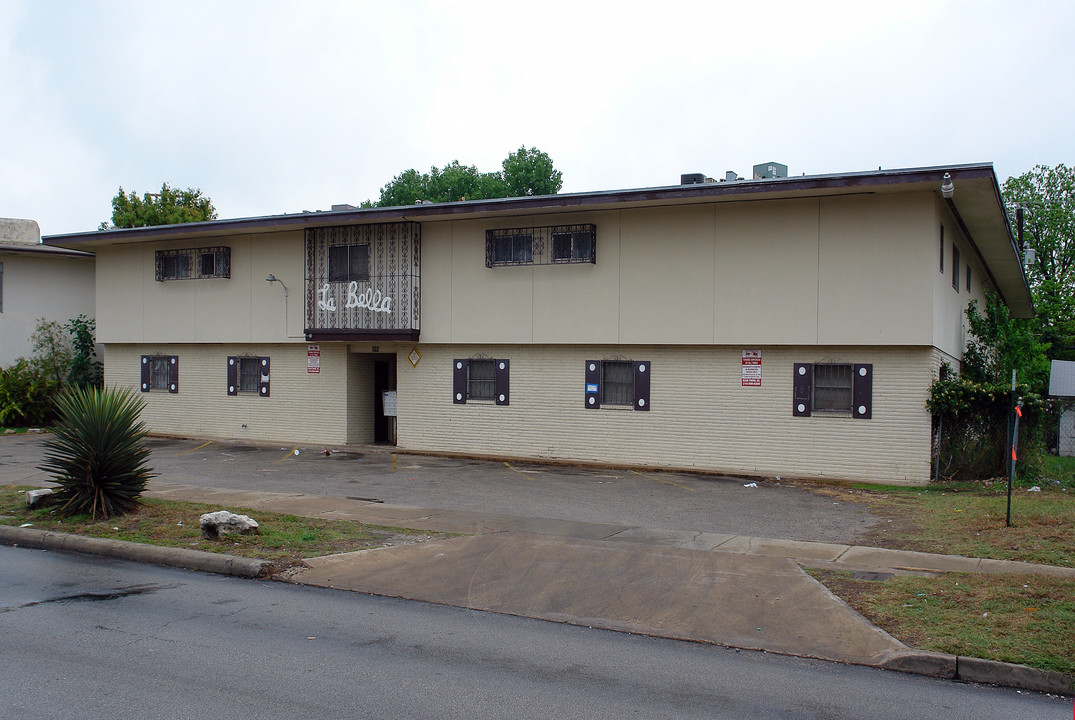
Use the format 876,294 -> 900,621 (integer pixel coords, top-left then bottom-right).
852,364 -> 872,419
585,361 -> 601,409
140,356 -> 151,392
494,359 -> 510,405
453,360 -> 467,404
259,357 -> 271,397
168,356 -> 179,393
793,363 -> 812,417
633,361 -> 650,411
227,356 -> 238,396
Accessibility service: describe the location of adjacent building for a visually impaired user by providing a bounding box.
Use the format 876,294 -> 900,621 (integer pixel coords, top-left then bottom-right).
44,163 -> 1033,485
1,218 -> 95,367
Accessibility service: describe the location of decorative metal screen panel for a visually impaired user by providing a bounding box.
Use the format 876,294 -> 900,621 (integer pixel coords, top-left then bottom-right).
485,224 -> 596,267
305,222 -> 420,336
154,247 -> 230,281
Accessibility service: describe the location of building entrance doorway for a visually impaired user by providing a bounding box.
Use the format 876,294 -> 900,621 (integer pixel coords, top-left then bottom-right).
373,356 -> 397,444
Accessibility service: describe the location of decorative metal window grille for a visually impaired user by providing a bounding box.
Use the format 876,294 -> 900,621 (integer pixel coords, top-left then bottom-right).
305,223 -> 421,334
328,244 -> 370,283
155,247 -> 231,281
238,357 -> 261,393
812,364 -> 853,414
467,359 -> 495,402
600,361 -> 634,406
149,357 -> 171,390
485,224 -> 596,267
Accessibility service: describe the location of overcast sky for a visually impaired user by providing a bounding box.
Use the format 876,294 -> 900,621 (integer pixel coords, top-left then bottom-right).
3,0 -> 1073,236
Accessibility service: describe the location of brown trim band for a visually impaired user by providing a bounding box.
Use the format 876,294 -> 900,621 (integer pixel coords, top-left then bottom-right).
304,329 -> 420,342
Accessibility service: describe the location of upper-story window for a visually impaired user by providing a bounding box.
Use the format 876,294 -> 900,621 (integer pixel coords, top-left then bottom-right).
328,244 -> 370,283
486,224 -> 596,267
155,247 -> 230,281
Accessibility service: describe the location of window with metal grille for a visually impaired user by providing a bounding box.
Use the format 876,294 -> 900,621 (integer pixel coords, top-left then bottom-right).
155,247 -> 229,281
486,224 -> 595,267
238,357 -> 261,393
552,231 -> 593,262
149,357 -> 171,390
812,364 -> 853,414
328,244 -> 370,283
467,359 -> 495,402
490,233 -> 533,265
600,361 -> 634,406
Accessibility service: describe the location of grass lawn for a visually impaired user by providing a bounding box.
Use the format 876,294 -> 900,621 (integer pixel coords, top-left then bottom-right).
798,458 -> 1075,676
808,568 -> 1075,675
0,485 -> 452,570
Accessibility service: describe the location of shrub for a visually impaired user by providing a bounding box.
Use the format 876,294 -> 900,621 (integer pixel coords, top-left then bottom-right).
39,386 -> 154,519
0,358 -> 59,427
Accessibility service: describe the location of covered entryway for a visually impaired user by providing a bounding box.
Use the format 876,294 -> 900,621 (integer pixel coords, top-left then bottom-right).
374,355 -> 397,444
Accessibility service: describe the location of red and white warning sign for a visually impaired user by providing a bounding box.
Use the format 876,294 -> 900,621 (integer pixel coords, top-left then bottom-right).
307,344 -> 321,374
741,349 -> 762,386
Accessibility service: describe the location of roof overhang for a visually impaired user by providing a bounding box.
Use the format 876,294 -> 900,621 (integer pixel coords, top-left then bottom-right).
43,162 -> 1032,316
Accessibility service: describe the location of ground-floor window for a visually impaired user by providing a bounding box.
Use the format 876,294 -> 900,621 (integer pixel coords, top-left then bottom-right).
453,358 -> 509,405
585,360 -> 650,411
793,363 -> 872,418
140,355 -> 178,393
228,356 -> 270,397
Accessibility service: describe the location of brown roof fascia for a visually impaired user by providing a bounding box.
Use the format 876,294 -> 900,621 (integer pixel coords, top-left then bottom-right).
43,163 -> 999,248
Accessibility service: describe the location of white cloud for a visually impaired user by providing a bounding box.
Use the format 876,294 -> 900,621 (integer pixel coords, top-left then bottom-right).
2,0 -> 1073,234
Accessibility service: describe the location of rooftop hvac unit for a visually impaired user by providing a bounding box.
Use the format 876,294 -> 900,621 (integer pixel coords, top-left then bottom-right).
680,173 -> 706,185
753,162 -> 788,179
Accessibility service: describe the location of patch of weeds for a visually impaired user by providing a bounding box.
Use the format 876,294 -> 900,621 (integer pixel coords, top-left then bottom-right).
0,485 -> 453,569
807,568 -> 1075,675
789,479 -> 1075,567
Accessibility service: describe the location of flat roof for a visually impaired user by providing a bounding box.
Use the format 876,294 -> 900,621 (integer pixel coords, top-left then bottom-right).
0,242 -> 92,258
43,162 -> 1032,316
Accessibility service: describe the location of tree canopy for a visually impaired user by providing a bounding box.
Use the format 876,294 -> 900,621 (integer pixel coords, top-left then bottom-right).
1002,164 -> 1075,361
101,182 -> 217,229
369,146 -> 563,207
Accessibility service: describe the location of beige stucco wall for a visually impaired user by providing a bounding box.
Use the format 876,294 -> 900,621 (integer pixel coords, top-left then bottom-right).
95,231 -> 305,345
396,343 -> 936,485
932,199 -> 991,360
418,192 -> 939,347
104,343 -> 353,445
0,252 -> 95,367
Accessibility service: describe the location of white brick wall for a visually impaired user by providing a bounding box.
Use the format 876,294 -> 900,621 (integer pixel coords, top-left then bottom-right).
397,344 -> 937,485
106,341 -> 938,485
105,343 -> 351,445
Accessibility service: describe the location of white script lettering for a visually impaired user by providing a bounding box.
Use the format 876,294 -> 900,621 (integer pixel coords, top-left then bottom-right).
317,283 -> 337,311
345,282 -> 392,314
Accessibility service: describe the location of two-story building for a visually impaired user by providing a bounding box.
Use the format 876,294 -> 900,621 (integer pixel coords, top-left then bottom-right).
45,163 -> 1032,485
1,218 -> 95,367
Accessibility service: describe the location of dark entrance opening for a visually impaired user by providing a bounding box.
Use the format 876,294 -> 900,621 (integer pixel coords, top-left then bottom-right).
373,357 -> 397,444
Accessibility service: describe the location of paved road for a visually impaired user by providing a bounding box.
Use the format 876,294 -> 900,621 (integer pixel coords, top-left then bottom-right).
2,546 -> 1069,720
1,434 -> 881,544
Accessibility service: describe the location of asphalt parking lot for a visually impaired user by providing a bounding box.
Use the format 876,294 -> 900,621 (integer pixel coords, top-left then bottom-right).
0,434 -> 882,544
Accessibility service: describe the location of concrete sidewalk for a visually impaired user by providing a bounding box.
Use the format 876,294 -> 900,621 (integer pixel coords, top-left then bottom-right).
5,472 -> 1074,694
142,482 -> 1075,694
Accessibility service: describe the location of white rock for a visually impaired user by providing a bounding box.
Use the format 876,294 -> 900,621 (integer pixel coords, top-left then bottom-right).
199,511 -> 260,540
26,488 -> 55,508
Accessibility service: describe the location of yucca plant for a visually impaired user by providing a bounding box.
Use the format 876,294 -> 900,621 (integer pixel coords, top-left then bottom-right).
39,386 -> 154,520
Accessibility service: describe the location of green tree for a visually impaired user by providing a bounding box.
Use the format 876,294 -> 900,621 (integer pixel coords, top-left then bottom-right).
30,318 -> 74,387
961,294 -> 1051,392
371,147 -> 561,206
101,182 -> 217,229
501,145 -> 563,197
1002,164 -> 1075,360
65,314 -> 102,388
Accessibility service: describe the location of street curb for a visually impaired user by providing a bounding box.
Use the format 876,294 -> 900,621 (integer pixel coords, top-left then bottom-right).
881,651 -> 1074,696
0,525 -> 271,579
